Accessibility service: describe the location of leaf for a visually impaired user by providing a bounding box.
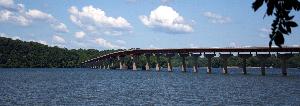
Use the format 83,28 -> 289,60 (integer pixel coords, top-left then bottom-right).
285,15 -> 294,20
284,0 -> 293,10
252,0 -> 264,11
266,0 -> 275,15
279,25 -> 288,34
286,21 -> 298,27
286,26 -> 291,33
274,31 -> 284,47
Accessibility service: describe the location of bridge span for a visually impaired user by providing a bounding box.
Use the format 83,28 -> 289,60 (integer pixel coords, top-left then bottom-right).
82,47 -> 300,76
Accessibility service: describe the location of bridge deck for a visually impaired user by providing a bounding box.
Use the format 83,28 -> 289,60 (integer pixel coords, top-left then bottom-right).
83,47 -> 300,63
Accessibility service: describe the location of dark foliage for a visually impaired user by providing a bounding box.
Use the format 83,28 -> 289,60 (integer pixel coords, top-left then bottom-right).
252,0 -> 300,48
0,37 -> 119,68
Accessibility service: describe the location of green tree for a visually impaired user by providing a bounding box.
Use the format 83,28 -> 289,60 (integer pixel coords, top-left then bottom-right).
252,0 -> 300,48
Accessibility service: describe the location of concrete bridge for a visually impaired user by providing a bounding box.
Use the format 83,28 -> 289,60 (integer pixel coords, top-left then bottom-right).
81,47 -> 300,76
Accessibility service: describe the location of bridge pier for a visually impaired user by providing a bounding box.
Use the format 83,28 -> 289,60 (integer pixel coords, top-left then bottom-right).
118,56 -> 125,70
238,54 -> 252,74
220,54 -> 233,74
131,55 -> 138,71
204,54 -> 216,74
165,53 -> 175,72
155,54 -> 162,71
145,54 -> 151,71
278,53 -> 293,76
257,54 -> 271,76
103,65 -> 106,70
191,53 -> 201,72
179,53 -> 189,72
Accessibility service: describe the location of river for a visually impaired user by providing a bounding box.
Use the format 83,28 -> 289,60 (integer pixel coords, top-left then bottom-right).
0,68 -> 299,105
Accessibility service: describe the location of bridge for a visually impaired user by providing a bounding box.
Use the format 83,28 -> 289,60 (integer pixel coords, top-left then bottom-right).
81,47 -> 300,76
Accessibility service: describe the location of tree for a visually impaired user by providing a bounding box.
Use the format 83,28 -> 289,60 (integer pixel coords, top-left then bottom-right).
252,0 -> 300,48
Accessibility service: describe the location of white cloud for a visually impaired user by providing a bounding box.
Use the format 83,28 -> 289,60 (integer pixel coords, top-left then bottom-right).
11,36 -> 21,40
115,39 -> 126,45
94,37 -> 123,49
51,23 -> 69,33
25,9 -> 54,21
75,31 -> 86,38
53,35 -> 65,43
37,40 -> 47,45
139,5 -> 193,34
68,5 -> 132,36
0,1 -> 69,33
0,0 -> 14,8
203,12 -> 231,24
0,32 -> 7,37
0,10 -> 30,26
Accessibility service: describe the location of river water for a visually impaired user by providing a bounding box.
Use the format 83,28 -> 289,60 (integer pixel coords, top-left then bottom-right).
0,68 -> 299,105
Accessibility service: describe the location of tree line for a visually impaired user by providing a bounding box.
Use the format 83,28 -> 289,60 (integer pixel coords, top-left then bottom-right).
0,37 -> 119,68
1,37 -> 300,68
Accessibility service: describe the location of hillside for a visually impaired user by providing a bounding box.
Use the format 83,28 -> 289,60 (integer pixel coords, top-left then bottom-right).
0,37 -> 118,68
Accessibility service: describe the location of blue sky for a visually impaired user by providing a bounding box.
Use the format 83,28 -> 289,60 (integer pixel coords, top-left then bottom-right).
0,0 -> 299,50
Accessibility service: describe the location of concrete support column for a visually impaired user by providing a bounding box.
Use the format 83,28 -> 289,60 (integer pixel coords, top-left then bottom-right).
278,54 -> 293,76
145,54 -> 151,71
107,64 -> 110,69
204,54 -> 216,74
154,54 -> 162,71
191,53 -> 201,73
238,54 -> 252,74
220,54 -> 233,74
118,56 -> 125,70
257,54 -> 271,76
131,55 -> 137,71
165,53 -> 175,72
110,62 -> 114,69
179,53 -> 189,72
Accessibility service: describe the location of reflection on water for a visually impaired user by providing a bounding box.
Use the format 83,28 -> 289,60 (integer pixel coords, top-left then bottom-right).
0,68 -> 299,105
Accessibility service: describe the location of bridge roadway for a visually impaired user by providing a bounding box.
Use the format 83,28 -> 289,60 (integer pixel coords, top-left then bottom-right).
82,47 -> 300,76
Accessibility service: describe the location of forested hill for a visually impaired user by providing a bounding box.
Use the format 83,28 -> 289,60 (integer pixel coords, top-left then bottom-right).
1,37 -> 300,68
0,37 -> 119,68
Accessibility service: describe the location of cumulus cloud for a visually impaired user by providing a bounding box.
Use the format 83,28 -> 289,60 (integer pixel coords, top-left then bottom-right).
94,37 -> 124,49
68,5 -> 132,36
25,9 -> 54,21
51,23 -> 69,33
53,35 -> 65,43
0,0 -> 69,33
37,40 -> 47,45
203,12 -> 231,24
75,31 -> 86,38
139,5 -> 193,34
0,0 -> 23,11
0,0 -> 14,8
0,10 -> 30,26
